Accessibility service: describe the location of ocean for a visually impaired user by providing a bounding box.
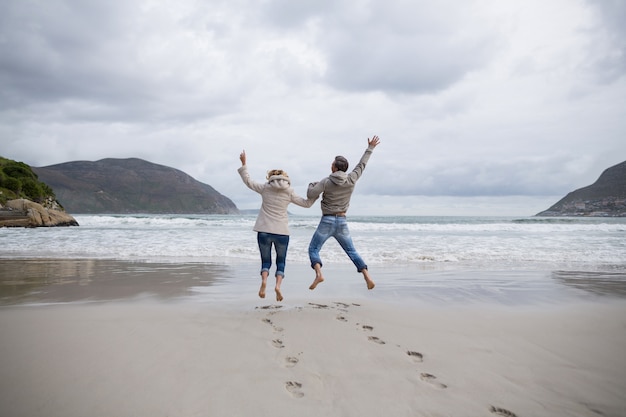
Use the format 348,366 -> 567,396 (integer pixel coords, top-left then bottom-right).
1,214 -> 625,305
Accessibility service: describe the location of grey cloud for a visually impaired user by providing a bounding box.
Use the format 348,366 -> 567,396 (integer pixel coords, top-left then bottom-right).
363,158 -> 585,197
261,0 -> 336,28
0,1 -> 138,107
318,2 -> 498,94
256,0 -> 499,95
584,0 -> 626,84
0,0 -> 244,123
323,34 -> 492,94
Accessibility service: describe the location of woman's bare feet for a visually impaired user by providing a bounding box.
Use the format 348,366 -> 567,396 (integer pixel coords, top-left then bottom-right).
259,272 -> 268,298
275,275 -> 284,301
362,269 -> 375,290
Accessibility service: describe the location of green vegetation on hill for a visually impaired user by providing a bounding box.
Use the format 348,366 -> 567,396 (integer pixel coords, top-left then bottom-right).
0,157 -> 56,206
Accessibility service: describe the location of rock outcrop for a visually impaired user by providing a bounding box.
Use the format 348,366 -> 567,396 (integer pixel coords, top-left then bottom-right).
0,199 -> 79,227
536,161 -> 626,217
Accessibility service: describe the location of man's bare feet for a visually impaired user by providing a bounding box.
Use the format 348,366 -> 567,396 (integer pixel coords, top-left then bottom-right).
363,269 -> 375,290
309,275 -> 324,290
309,264 -> 324,290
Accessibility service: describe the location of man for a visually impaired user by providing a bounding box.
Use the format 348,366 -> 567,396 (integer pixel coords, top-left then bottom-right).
307,135 -> 381,290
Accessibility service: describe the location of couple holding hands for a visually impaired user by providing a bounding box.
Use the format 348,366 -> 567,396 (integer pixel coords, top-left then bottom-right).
238,135 -> 380,301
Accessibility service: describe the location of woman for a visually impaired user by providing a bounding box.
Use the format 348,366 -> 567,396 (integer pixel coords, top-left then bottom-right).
238,150 -> 316,301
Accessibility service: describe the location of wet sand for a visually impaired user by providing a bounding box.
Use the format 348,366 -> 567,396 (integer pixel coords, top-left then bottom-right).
0,259 -> 625,416
3,258 -> 626,306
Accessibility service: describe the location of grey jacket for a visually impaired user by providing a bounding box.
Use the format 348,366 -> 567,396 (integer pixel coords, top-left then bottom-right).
238,165 -> 316,235
307,145 -> 375,215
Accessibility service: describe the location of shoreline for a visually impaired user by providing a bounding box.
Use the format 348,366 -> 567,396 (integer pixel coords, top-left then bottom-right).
2,258 -> 625,307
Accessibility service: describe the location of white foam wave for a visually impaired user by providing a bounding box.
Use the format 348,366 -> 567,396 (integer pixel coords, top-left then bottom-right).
1,215 -> 623,271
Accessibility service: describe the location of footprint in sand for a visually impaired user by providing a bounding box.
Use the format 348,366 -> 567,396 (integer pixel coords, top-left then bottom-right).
420,373 -> 447,389
257,305 -> 283,310
336,315 -> 348,322
272,339 -> 284,349
262,318 -> 284,333
308,303 -> 328,309
284,356 -> 299,368
361,324 -> 374,331
285,381 -> 304,398
407,350 -> 424,363
334,302 -> 350,312
368,336 -> 386,344
489,406 -> 517,417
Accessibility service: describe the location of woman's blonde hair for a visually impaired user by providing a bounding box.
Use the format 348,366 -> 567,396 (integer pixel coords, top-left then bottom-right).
266,169 -> 289,179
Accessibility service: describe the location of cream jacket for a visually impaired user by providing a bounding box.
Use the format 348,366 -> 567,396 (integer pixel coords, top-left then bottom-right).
238,165 -> 316,235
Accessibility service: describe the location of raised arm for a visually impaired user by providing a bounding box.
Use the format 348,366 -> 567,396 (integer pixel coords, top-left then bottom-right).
348,135 -> 380,180
237,150 -> 265,194
368,135 -> 380,149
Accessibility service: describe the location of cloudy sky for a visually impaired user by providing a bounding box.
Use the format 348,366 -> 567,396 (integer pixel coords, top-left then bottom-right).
1,0 -> 625,216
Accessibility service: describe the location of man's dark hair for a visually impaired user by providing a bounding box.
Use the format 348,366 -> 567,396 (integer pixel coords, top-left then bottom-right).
334,156 -> 349,172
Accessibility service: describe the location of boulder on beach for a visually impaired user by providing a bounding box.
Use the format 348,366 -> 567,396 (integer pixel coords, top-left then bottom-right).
0,199 -> 79,228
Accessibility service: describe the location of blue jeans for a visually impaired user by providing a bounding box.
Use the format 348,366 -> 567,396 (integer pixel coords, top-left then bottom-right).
308,215 -> 368,272
257,232 -> 290,278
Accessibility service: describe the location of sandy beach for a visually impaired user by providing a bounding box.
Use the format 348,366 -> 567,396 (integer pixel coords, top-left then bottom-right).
1,260 -> 625,417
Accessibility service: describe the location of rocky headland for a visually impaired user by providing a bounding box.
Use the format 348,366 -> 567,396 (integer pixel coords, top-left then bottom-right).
536,160 -> 626,217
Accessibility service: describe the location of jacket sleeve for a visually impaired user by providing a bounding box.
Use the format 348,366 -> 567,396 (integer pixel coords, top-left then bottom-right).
307,179 -> 326,199
348,145 -> 375,183
290,189 -> 318,208
238,165 -> 265,194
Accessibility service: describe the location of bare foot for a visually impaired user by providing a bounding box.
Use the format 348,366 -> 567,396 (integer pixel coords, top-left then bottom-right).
362,269 -> 375,290
258,281 -> 267,298
275,288 -> 283,302
309,275 -> 324,290
309,264 -> 325,290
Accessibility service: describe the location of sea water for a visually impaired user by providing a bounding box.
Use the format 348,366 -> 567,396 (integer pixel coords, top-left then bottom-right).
1,214 -> 624,269
1,215 -> 625,304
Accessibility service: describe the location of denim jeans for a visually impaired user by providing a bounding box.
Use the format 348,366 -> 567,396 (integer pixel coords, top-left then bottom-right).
308,215 -> 367,272
257,232 -> 290,278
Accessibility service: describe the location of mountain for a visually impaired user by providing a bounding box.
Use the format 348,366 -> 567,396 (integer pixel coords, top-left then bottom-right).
33,158 -> 239,214
536,161 -> 626,217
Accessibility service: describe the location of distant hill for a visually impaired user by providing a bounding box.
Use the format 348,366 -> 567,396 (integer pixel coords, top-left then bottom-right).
536,161 -> 626,217
33,158 -> 239,214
